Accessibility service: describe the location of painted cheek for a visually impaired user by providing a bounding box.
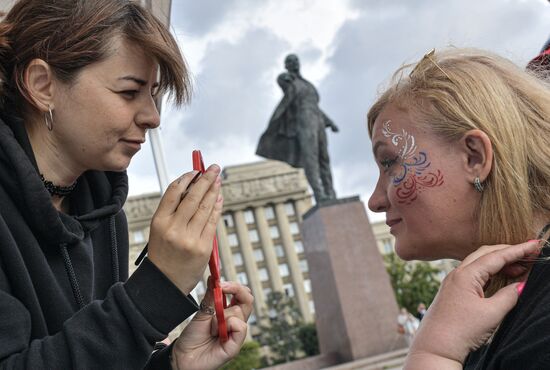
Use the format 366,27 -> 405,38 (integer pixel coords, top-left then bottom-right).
382,120 -> 445,205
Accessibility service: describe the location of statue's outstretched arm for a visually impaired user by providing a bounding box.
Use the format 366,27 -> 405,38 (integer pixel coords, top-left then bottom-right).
322,111 -> 339,132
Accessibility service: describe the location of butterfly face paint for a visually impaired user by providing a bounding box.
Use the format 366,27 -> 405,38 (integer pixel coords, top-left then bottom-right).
382,120 -> 444,204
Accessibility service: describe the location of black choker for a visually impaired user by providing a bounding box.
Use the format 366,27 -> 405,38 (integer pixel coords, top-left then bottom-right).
40,174 -> 77,197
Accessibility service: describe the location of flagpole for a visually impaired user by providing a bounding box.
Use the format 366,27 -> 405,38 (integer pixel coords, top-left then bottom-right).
141,0 -> 172,194
142,0 -> 200,305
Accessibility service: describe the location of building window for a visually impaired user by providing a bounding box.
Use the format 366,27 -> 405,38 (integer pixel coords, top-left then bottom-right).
249,229 -> 259,243
383,238 -> 393,254
237,272 -> 248,285
270,225 -> 280,239
289,222 -> 300,235
259,267 -> 269,282
195,280 -> 206,296
133,230 -> 145,244
274,244 -> 285,258
304,279 -> 312,293
309,300 -> 315,314
279,263 -> 289,277
264,205 -> 275,220
285,202 -> 295,216
263,287 -> 272,299
299,259 -> 309,272
233,252 -> 243,266
294,240 -> 304,254
249,313 -> 257,325
254,249 -> 264,262
283,283 -> 294,297
244,209 -> 255,224
228,233 -> 239,247
222,213 -> 234,228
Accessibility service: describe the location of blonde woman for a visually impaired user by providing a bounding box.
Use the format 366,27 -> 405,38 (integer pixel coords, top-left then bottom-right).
367,48 -> 550,369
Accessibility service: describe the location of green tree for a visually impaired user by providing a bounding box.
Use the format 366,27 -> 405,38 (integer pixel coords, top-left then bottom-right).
220,341 -> 261,370
258,291 -> 304,365
384,252 -> 441,314
297,322 -> 319,356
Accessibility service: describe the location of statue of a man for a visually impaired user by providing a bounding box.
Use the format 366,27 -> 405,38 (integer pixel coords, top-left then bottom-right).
256,54 -> 339,203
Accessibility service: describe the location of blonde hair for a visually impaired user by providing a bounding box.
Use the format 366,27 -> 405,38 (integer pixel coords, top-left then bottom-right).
367,48 -> 550,255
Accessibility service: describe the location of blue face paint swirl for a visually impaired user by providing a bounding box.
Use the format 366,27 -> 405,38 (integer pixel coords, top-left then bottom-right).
393,152 -> 430,185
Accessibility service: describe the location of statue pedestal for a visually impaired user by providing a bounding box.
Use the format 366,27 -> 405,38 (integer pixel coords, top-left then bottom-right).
301,196 -> 406,362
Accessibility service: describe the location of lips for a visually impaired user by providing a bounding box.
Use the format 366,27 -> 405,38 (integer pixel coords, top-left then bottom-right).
386,218 -> 402,227
122,138 -> 145,144
120,138 -> 145,151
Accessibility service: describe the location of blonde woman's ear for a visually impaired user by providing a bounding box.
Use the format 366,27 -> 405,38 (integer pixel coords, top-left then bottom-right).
460,129 -> 493,183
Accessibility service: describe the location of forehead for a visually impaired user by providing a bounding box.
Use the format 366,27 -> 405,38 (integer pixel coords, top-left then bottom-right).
371,104 -> 433,151
82,38 -> 158,80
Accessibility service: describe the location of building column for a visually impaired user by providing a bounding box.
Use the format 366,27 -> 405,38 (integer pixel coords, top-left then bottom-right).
274,203 -> 312,322
254,206 -> 283,292
234,210 -> 264,315
216,220 -> 237,283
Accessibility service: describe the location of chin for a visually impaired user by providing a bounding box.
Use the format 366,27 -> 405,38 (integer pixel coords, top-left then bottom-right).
394,244 -> 417,261
100,157 -> 132,172
394,239 -> 430,261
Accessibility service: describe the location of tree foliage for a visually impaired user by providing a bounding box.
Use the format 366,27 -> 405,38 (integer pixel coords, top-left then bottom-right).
258,291 -> 304,365
384,252 -> 441,314
297,322 -> 319,356
220,341 -> 261,370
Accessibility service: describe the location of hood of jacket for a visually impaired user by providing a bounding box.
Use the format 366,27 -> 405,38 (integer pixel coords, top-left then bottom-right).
0,114 -> 128,250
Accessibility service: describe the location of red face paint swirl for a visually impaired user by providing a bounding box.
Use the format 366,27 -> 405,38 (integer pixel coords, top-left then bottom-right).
395,170 -> 444,204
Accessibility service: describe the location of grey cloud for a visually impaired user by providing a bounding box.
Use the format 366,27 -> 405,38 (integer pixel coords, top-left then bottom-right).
171,0 -> 263,36
159,27 -> 297,170
171,0 -> 236,36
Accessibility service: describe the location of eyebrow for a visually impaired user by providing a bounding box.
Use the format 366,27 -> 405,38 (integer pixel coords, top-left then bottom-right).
372,141 -> 388,157
118,76 -> 159,88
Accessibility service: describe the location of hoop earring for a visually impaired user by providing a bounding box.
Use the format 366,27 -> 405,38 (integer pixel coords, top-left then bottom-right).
474,177 -> 484,193
44,106 -> 54,131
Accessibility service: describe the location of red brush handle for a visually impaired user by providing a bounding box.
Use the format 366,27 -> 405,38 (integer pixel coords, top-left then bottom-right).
192,150 -> 228,342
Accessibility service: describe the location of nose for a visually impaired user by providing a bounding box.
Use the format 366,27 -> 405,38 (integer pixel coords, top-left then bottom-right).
136,97 -> 161,129
368,178 -> 389,213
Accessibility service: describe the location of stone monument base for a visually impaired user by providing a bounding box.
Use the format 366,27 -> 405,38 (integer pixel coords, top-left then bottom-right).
301,196 -> 406,362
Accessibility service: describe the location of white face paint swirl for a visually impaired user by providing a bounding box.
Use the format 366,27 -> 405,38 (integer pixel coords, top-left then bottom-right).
382,120 -> 417,160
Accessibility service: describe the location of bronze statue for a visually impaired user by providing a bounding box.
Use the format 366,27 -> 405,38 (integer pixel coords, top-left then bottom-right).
256,54 -> 338,203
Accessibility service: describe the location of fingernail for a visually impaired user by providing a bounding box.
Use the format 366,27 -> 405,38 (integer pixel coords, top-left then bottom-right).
209,164 -> 221,174
528,239 -> 544,252
517,281 -> 526,296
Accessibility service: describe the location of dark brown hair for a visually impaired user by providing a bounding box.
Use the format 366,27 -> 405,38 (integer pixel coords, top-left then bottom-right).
0,0 -> 190,114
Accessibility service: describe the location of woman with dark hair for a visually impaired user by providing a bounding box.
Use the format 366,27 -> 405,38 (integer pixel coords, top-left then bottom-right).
0,0 -> 252,369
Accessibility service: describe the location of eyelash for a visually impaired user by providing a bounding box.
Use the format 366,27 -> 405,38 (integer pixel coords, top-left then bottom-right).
120,90 -> 158,99
380,156 -> 399,171
120,90 -> 138,99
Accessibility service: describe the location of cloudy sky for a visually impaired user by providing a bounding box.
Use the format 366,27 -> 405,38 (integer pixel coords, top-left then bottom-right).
128,0 -> 550,221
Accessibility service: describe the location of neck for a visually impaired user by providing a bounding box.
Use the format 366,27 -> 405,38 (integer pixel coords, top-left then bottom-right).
287,70 -> 301,77
25,116 -> 82,210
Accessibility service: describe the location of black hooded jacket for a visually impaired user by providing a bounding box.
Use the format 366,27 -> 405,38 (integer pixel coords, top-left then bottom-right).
0,115 -> 198,369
